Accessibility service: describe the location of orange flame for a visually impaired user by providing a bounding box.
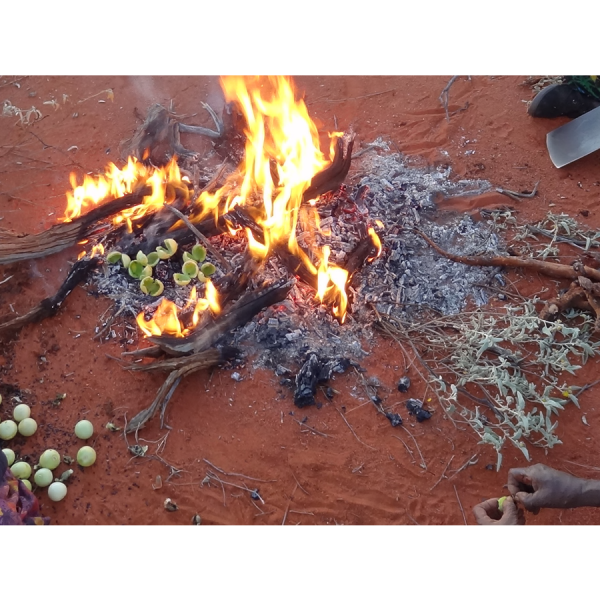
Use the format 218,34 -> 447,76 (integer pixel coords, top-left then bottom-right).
193,76 -> 350,320
136,282 -> 221,338
136,298 -> 184,337
62,156 -> 186,229
90,243 -> 105,257
367,227 -> 382,262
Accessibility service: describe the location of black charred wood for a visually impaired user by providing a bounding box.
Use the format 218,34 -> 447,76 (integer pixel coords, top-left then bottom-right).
294,354 -> 352,408
302,137 -> 354,203
0,257 -> 100,335
146,278 -> 295,356
406,399 -> 432,423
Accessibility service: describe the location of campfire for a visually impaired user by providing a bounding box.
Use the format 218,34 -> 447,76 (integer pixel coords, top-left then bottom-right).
4,73 -> 599,469
0,76 -> 381,431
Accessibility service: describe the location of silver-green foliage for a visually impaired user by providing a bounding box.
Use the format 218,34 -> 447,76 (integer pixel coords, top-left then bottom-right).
428,301 -> 600,470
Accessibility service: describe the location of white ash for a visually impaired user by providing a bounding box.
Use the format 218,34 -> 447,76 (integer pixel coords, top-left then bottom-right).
90,147 -> 506,373
350,151 -> 501,319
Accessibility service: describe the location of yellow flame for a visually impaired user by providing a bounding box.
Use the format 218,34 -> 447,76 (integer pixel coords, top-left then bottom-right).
90,243 -> 105,257
316,246 -> 349,323
136,298 -> 185,337
136,281 -> 221,338
368,227 -> 382,262
191,76 -> 351,321
62,156 -> 186,227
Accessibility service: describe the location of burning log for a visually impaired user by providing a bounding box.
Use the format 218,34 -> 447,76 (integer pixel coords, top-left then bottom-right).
146,279 -> 295,356
303,137 -> 354,202
125,280 -> 294,432
0,257 -> 100,335
0,187 -> 150,266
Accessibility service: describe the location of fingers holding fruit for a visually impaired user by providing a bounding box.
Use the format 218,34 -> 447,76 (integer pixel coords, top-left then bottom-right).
473,496 -> 525,525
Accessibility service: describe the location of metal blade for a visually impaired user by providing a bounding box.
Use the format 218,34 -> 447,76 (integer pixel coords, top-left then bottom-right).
546,105 -> 600,168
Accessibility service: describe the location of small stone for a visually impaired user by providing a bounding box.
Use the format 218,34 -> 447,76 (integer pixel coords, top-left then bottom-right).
164,498 -> 178,512
231,372 -> 243,382
397,376 -> 411,393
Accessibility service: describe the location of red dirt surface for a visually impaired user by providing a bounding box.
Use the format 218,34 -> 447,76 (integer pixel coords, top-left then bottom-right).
1,75 -> 599,525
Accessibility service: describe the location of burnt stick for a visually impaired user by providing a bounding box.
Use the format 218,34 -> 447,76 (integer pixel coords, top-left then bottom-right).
0,187 -> 151,265
303,137 -> 354,202
0,257 -> 100,335
147,279 -> 295,356
124,346 -> 239,372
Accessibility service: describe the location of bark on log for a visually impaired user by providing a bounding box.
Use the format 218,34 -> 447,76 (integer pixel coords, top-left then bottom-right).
0,187 -> 150,265
146,279 -> 295,356
0,257 -> 100,335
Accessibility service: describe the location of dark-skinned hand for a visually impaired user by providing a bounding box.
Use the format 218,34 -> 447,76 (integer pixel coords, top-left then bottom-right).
472,496 -> 525,525
507,463 -> 584,512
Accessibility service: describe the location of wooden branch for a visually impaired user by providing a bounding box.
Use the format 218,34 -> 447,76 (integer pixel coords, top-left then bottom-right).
0,257 -> 100,335
415,228 -> 600,283
303,136 -> 354,202
125,358 -> 215,433
146,279 -> 295,356
163,204 -> 231,273
0,187 -> 150,265
125,346 -> 238,372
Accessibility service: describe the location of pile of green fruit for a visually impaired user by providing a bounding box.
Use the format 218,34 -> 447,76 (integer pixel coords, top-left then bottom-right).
1,395 -> 97,502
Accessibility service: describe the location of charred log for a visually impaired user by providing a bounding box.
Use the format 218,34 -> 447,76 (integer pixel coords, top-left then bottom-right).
146,279 -> 295,356
303,137 -> 354,202
294,354 -> 352,408
0,187 -> 150,265
0,257 -> 100,335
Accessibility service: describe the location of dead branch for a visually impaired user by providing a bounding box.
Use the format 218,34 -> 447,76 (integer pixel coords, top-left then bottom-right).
0,187 -> 150,265
439,76 -> 471,121
124,346 -> 238,372
302,137 -> 354,202
415,228 -> 600,282
146,279 -> 295,356
163,204 -> 231,273
453,484 -> 468,525
125,355 -> 219,433
0,257 -> 100,335
496,181 -> 539,202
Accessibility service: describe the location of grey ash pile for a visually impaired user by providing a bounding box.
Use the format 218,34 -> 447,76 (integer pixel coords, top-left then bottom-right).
232,147 -> 504,370
92,146 -> 505,377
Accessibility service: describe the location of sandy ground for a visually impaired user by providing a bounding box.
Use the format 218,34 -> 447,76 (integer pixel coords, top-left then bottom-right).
1,75 -> 599,525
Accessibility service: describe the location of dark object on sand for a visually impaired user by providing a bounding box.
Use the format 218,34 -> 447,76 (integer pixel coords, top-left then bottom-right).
385,412 -> 403,427
406,398 -> 432,423
397,376 -> 411,393
529,77 -> 600,119
294,354 -> 351,408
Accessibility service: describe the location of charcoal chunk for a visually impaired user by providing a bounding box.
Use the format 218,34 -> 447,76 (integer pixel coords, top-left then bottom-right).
406,398 -> 432,423
397,376 -> 411,393
385,412 -> 403,427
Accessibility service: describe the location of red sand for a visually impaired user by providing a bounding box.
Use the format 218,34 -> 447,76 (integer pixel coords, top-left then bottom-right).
1,76 -> 599,525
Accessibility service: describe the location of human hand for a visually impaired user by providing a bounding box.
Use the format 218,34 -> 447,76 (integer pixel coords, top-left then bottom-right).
507,463 -> 584,511
472,496 -> 525,525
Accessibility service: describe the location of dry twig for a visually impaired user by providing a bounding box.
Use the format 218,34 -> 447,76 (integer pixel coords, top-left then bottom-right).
454,484 -> 468,525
